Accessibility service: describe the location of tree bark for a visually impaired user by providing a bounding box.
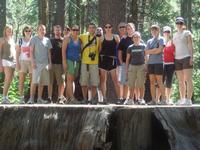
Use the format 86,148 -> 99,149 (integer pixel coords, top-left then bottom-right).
38,0 -> 48,25
0,0 -> 6,37
54,0 -> 65,29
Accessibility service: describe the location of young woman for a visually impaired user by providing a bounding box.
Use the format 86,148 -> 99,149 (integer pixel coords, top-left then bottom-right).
16,26 -> 32,104
163,26 -> 175,104
173,17 -> 193,105
126,32 -> 146,105
99,23 -> 120,102
62,25 -> 81,103
0,25 -> 16,104
145,25 -> 166,105
118,23 -> 135,104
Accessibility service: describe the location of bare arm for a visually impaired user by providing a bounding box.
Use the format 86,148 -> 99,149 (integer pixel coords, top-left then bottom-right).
145,45 -> 164,55
118,50 -> 123,65
30,44 -> 36,69
187,35 -> 193,65
16,44 -> 21,70
62,37 -> 69,72
0,40 -> 3,72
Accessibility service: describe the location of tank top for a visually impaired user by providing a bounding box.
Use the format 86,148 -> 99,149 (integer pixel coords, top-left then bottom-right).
163,41 -> 175,64
66,37 -> 81,61
1,38 -> 15,61
19,38 -> 31,61
100,35 -> 117,57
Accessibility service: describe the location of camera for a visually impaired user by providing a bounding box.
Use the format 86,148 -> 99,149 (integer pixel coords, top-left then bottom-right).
88,52 -> 96,61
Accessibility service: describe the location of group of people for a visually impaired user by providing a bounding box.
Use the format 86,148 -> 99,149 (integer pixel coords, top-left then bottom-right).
0,16 -> 194,105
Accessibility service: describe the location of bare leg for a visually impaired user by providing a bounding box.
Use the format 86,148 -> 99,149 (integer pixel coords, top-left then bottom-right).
81,86 -> 88,100
48,84 -> 53,98
38,85 -> 44,99
110,69 -> 120,98
184,69 -> 193,99
176,70 -> 185,100
67,74 -> 75,98
3,67 -> 14,97
156,75 -> 165,100
149,74 -> 156,101
99,69 -> 107,98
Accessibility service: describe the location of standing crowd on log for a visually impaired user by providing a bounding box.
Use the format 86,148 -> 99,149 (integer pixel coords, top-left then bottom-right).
0,17 -> 194,105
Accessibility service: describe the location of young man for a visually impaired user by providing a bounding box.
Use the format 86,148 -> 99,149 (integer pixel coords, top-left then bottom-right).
48,25 -> 65,103
79,23 -> 101,104
27,24 -> 52,104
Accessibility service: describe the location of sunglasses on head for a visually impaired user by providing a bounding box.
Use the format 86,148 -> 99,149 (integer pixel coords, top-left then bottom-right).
72,29 -> 79,31
105,26 -> 112,29
176,22 -> 184,25
119,26 -> 126,29
164,31 -> 170,33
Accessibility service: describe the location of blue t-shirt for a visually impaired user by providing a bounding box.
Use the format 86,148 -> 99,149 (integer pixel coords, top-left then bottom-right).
146,37 -> 165,64
127,43 -> 146,65
66,37 -> 81,61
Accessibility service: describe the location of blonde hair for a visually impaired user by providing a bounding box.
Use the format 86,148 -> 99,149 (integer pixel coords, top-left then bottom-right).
37,24 -> 46,31
127,23 -> 135,30
3,25 -> 13,38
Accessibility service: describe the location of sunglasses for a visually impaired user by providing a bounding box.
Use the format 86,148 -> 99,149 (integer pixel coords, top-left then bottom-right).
25,30 -> 31,32
64,28 -> 70,31
72,29 -> 79,31
105,26 -> 112,29
133,36 -> 140,39
176,22 -> 184,25
164,31 -> 170,33
119,26 -> 126,29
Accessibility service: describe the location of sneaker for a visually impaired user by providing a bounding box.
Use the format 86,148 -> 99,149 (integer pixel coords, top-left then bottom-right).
57,96 -> 67,104
158,100 -> 167,105
138,99 -> 146,105
89,99 -> 99,105
27,98 -> 34,104
147,100 -> 157,105
37,98 -> 48,104
124,99 -> 134,105
115,98 -> 125,105
182,99 -> 192,105
167,99 -> 174,105
80,99 -> 89,104
68,97 -> 80,104
1,97 -> 11,104
19,97 -> 25,104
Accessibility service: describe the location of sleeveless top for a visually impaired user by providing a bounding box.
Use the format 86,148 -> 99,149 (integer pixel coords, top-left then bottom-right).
66,37 -> 81,61
1,38 -> 16,61
100,35 -> 117,57
19,38 -> 31,61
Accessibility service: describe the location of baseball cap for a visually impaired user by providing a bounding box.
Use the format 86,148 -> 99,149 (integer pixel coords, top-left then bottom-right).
175,17 -> 185,24
163,26 -> 171,32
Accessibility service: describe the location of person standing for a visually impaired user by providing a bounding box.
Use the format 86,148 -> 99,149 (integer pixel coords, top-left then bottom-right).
16,26 -> 32,104
125,31 -> 146,105
79,23 -> 101,104
48,25 -> 65,103
173,17 -> 193,105
28,24 -> 52,104
0,25 -> 16,104
163,26 -> 175,104
145,25 -> 166,105
99,23 -> 120,102
118,23 -> 135,103
62,25 -> 81,103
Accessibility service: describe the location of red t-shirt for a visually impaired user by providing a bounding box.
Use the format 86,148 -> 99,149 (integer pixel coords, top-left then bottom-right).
163,42 -> 175,63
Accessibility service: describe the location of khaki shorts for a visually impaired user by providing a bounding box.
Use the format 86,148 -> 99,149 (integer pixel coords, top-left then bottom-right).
32,64 -> 50,85
49,64 -> 64,85
80,64 -> 99,86
128,64 -> 145,88
20,60 -> 32,73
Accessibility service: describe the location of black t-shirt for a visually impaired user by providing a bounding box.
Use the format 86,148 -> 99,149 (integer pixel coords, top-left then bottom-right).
118,36 -> 133,63
127,43 -> 146,65
50,38 -> 63,64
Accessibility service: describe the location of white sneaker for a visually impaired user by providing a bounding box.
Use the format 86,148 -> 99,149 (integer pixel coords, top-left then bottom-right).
1,97 -> 10,104
27,98 -> 34,104
182,99 -> 192,105
176,99 -> 185,105
37,98 -> 48,104
124,99 -> 134,105
138,99 -> 146,105
19,97 -> 25,104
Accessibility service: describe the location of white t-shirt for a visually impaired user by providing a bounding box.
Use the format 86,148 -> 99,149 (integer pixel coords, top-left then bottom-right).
173,30 -> 191,59
19,38 -> 31,61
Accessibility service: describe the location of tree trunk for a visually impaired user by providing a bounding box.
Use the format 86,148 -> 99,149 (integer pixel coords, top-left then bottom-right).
0,0 -> 6,37
99,0 -> 126,32
54,0 -> 65,29
38,0 -> 48,25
